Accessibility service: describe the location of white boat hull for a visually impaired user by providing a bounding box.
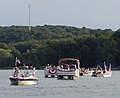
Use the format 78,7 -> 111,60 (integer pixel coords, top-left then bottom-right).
103,71 -> 112,77
92,71 -> 112,77
9,76 -> 38,85
57,69 -> 80,80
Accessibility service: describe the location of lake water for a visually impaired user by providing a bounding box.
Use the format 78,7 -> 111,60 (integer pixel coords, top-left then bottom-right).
0,70 -> 120,98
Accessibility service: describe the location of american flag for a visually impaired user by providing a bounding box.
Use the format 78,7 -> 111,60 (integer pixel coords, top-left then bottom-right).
15,57 -> 21,66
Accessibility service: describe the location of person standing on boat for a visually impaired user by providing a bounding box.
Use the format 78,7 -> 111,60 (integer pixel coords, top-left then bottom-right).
13,67 -> 20,77
32,65 -> 36,76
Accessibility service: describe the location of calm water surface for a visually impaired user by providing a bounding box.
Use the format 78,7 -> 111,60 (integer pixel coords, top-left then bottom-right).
0,70 -> 120,98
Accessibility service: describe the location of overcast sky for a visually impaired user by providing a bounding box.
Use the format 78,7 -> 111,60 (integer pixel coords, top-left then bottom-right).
0,0 -> 120,30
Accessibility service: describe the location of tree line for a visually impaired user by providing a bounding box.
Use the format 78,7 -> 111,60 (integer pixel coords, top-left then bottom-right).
0,25 -> 120,69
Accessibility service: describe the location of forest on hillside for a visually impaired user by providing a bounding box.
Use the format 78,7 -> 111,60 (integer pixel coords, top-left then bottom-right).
0,25 -> 120,69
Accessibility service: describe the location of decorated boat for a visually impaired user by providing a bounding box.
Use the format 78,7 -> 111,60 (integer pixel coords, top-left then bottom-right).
92,62 -> 112,77
44,64 -> 57,78
9,57 -> 38,85
57,58 -> 80,80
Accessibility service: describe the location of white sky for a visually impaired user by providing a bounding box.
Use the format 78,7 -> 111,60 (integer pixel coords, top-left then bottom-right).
0,0 -> 120,30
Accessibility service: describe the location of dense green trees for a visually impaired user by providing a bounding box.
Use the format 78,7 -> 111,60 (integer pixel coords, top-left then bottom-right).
0,25 -> 119,69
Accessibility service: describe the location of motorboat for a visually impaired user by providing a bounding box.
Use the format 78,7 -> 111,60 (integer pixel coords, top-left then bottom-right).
57,58 -> 80,80
87,68 -> 96,76
9,57 -> 38,85
92,62 -> 112,77
44,64 -> 57,78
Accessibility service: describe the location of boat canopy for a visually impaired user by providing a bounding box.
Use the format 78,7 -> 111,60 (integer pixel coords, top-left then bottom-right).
58,58 -> 80,69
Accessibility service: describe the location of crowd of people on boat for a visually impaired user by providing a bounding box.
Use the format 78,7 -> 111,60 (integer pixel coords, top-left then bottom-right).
45,64 -> 57,70
57,63 -> 77,70
13,66 -> 36,78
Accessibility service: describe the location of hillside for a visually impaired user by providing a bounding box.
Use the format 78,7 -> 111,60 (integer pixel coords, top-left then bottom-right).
0,25 -> 120,69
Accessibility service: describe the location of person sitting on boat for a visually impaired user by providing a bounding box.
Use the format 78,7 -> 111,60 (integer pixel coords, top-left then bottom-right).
70,64 -> 76,70
53,65 -> 56,69
26,72 -> 29,77
62,64 -> 69,70
57,65 -> 60,70
13,67 -> 20,77
46,64 -> 50,69
60,65 -> 63,69
21,73 -> 24,77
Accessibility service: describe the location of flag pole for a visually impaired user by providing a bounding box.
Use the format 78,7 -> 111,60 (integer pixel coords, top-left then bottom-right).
28,4 -> 31,31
